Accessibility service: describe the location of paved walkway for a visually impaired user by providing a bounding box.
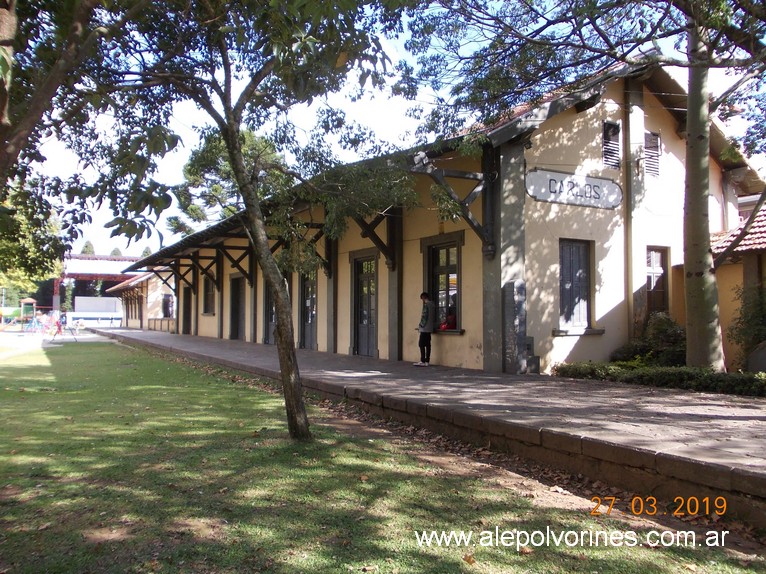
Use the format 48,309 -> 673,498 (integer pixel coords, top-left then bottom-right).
92,327 -> 766,527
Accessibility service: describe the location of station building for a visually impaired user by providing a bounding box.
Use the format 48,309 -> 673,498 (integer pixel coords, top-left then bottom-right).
122,62 -> 765,373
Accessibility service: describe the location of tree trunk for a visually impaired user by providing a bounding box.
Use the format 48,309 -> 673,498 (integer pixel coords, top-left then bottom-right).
216,62 -> 312,440
240,184 -> 312,440
270,269 -> 312,440
683,24 -> 726,371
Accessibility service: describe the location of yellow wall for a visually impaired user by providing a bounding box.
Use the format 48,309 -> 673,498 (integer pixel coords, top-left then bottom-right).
196,247 -> 218,338
523,94 -> 626,370
521,79 -> 735,372
218,238 -> 251,340
717,261 -> 744,369
336,219 -> 381,355
145,275 -> 174,320
401,156 -> 485,368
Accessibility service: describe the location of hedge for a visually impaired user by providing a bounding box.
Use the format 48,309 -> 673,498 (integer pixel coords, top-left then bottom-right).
552,363 -> 766,397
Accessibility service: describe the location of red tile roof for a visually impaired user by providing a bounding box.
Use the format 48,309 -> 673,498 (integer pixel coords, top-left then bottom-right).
713,207 -> 766,255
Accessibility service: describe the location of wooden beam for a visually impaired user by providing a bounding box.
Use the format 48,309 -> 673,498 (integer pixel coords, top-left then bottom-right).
190,253 -> 217,284
353,215 -> 396,271
411,148 -> 497,258
173,261 -> 195,291
151,269 -> 175,291
219,245 -> 253,286
270,238 -> 285,254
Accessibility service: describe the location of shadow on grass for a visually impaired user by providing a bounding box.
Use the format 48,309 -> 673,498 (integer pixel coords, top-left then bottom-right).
0,344 -> 762,574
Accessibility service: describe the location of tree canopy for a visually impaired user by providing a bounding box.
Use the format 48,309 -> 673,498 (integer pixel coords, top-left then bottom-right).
402,0 -> 765,144
1,1 -> 153,246
0,183 -> 64,283
167,130 -> 290,236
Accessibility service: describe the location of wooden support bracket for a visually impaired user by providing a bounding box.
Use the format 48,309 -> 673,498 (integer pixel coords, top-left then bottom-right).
353,212 -> 396,270
172,260 -> 196,292
411,150 -> 497,258
151,269 -> 176,291
218,245 -> 253,286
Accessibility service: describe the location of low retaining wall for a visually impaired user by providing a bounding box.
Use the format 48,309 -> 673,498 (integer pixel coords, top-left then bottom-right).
148,318 -> 176,333
302,376 -> 766,530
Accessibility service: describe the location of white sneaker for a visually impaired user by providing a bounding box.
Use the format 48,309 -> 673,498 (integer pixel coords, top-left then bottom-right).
413,361 -> 427,366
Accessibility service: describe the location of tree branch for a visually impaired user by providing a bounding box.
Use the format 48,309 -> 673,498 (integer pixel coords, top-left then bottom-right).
233,57 -> 277,124
0,0 -> 148,182
671,0 -> 766,59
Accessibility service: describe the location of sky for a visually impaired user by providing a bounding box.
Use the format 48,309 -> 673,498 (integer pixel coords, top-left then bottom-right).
39,64 -> 427,258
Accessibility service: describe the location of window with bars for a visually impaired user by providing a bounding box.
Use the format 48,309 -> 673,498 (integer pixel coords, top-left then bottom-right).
202,275 -> 215,315
603,121 -> 621,169
162,294 -> 174,318
559,239 -> 592,329
421,231 -> 463,331
646,247 -> 668,315
645,132 -> 660,177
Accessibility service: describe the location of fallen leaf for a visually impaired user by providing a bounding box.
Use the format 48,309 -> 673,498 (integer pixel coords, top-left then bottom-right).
359,475 -> 369,482
462,553 -> 476,565
361,566 -> 378,572
549,485 -> 571,495
519,546 -> 534,555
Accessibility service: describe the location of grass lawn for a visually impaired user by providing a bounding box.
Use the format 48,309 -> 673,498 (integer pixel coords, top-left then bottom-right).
0,342 -> 764,573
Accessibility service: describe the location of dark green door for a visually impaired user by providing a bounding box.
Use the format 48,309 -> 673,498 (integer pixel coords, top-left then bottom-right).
354,258 -> 376,357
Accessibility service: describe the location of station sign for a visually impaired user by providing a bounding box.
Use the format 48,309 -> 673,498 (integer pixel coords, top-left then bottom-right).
526,168 -> 623,209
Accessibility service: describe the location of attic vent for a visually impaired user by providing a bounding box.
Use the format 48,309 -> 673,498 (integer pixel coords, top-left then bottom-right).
602,121 -> 621,169
645,132 -> 660,177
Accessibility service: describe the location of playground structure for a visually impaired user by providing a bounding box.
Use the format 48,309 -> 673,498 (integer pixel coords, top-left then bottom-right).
0,299 -> 85,339
1,254 -> 137,334
0,298 -> 51,333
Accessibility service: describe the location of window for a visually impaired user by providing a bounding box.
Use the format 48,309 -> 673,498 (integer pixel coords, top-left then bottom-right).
559,239 -> 592,329
603,121 -> 621,169
162,294 -> 174,318
421,231 -> 463,331
645,132 -> 660,177
646,247 -> 668,315
202,275 -> 215,315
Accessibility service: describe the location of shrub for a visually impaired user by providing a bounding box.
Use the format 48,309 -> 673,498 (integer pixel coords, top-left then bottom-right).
609,339 -> 650,362
727,285 -> 766,368
551,362 -> 623,381
644,312 -> 686,366
551,363 -> 766,397
608,312 -> 685,367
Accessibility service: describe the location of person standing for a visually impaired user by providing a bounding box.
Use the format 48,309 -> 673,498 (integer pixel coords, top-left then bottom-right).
415,292 -> 436,366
